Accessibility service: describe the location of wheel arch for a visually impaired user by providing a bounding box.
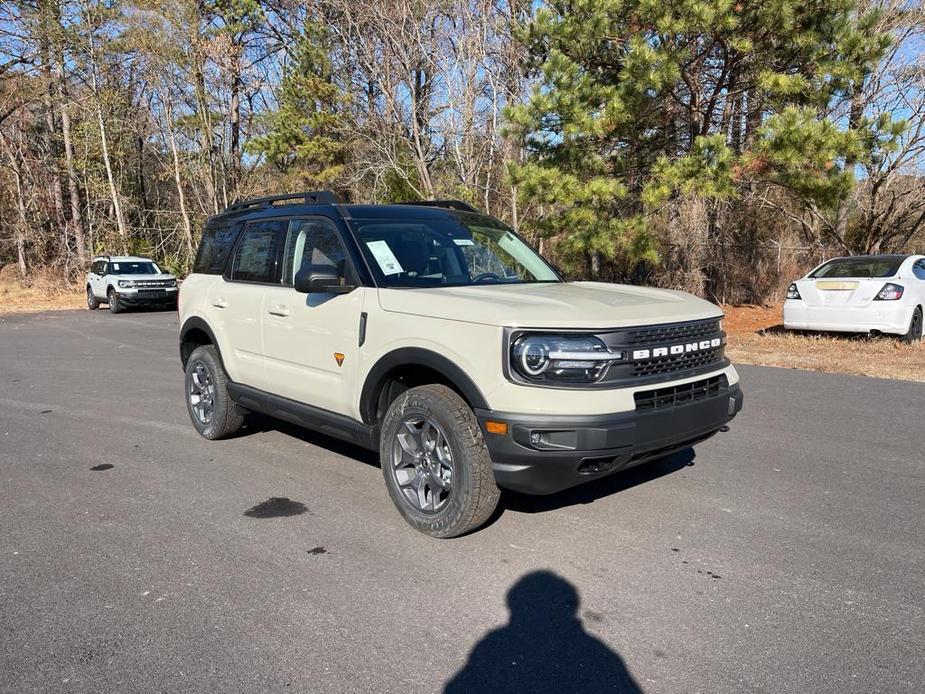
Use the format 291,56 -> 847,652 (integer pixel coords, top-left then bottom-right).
359,348 -> 489,427
180,316 -> 222,370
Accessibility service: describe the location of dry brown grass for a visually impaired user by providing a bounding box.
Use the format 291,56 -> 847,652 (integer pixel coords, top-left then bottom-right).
0,266 -> 85,314
723,304 -> 925,382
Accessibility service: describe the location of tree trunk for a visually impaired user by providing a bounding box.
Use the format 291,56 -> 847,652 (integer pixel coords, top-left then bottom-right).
96,105 -> 129,251
79,0 -> 128,251
55,62 -> 87,263
37,8 -> 68,244
164,96 -> 195,262
2,135 -> 30,277
833,89 -> 866,249
229,47 -> 242,198
192,39 -> 219,213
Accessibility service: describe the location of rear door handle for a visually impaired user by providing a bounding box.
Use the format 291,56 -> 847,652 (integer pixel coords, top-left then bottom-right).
212,298 -> 229,309
268,306 -> 290,317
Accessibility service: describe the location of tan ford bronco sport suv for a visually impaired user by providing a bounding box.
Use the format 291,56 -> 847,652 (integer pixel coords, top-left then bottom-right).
179,192 -> 743,537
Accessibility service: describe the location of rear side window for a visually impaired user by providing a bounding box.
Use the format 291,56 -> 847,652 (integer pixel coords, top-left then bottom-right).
193,223 -> 242,275
229,220 -> 285,283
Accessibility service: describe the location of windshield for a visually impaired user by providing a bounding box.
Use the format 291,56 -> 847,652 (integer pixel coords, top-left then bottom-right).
352,215 -> 559,288
809,257 -> 904,279
111,261 -> 162,275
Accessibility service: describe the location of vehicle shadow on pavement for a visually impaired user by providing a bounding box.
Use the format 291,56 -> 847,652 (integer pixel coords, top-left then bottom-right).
499,447 -> 695,515
241,413 -> 380,467
444,570 -> 643,694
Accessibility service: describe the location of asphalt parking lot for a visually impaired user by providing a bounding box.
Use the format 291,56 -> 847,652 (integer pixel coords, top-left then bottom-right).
1,309 -> 923,693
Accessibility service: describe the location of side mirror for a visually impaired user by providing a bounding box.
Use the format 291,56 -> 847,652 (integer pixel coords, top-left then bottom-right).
294,264 -> 355,295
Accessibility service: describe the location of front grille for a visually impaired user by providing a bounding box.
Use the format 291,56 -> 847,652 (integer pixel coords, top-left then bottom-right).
634,375 -> 727,411
133,280 -> 173,288
626,319 -> 720,345
633,347 -> 724,378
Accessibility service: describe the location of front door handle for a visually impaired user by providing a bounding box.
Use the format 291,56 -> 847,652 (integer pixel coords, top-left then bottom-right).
212,298 -> 229,309
268,306 -> 290,317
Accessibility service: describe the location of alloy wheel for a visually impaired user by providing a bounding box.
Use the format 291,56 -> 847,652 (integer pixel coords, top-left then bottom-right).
390,415 -> 454,513
188,362 -> 215,425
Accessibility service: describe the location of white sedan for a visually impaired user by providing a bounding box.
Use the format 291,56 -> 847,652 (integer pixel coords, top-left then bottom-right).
783,254 -> 925,342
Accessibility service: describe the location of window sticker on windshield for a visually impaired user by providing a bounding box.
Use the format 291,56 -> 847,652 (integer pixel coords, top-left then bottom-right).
453,238 -> 475,246
365,240 -> 404,275
112,263 -> 120,271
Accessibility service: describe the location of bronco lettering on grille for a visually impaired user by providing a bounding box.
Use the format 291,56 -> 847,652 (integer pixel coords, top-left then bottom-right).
631,337 -> 722,360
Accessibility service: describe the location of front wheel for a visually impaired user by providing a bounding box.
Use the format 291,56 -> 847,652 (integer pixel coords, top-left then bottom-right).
107,288 -> 122,314
380,384 -> 500,538
901,307 -> 923,344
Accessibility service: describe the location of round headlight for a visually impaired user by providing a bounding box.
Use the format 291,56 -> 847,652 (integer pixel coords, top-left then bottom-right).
516,339 -> 550,376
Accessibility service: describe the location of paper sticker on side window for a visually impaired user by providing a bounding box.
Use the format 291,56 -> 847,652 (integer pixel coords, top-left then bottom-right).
453,238 -> 475,246
366,240 -> 404,275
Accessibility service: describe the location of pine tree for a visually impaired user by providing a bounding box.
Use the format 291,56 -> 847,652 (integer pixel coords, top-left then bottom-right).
507,0 -> 899,279
247,20 -> 347,189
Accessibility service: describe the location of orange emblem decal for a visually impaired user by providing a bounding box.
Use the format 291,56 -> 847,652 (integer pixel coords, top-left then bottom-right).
334,352 -> 345,367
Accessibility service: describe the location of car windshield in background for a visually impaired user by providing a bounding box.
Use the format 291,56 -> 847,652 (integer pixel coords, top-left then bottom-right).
352,215 -> 560,288
111,261 -> 161,275
810,257 -> 904,279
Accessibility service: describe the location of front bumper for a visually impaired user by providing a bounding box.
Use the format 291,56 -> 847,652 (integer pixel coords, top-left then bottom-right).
476,382 -> 743,495
783,300 -> 910,335
115,288 -> 178,306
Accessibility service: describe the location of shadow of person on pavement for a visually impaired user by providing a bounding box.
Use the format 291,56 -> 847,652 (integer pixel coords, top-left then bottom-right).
444,571 -> 643,694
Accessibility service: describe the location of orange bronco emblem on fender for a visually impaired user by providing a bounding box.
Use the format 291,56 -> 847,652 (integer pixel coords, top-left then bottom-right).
334,352 -> 345,367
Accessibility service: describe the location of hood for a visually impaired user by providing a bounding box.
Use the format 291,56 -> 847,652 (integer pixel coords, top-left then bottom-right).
377,281 -> 722,329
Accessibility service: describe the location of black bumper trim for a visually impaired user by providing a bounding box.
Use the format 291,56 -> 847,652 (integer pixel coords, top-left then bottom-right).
475,383 -> 743,495
115,292 -> 178,306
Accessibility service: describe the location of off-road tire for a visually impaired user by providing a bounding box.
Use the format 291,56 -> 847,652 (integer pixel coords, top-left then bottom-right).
107,288 -> 122,314
184,345 -> 245,440
901,307 -> 923,344
86,286 -> 99,310
380,384 -> 500,538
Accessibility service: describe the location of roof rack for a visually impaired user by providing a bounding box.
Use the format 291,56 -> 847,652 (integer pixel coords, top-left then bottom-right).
226,191 -> 339,213
397,200 -> 481,213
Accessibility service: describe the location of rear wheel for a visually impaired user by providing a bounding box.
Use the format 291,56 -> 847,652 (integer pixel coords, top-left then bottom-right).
107,288 -> 122,314
380,384 -> 499,538
184,345 -> 245,440
901,307 -> 923,344
86,286 -> 99,310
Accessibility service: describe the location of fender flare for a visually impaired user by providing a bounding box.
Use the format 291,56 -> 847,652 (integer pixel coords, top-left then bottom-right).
359,347 -> 489,425
179,316 -> 222,369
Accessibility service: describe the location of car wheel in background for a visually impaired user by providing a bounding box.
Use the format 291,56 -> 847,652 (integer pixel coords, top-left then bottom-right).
901,307 -> 923,344
86,286 -> 99,310
184,344 -> 245,440
380,384 -> 500,538
107,288 -> 123,314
